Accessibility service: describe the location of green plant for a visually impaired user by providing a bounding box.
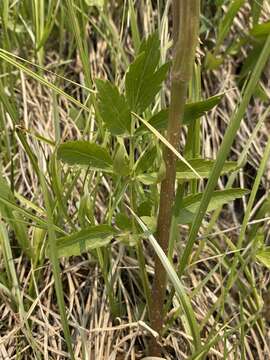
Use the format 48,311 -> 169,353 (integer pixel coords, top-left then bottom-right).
0,1 -> 270,358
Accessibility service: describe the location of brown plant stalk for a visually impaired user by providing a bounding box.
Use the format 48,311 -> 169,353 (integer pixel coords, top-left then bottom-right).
149,0 -> 200,355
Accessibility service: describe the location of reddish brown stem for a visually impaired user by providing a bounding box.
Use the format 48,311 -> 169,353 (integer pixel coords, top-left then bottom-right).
149,0 -> 200,356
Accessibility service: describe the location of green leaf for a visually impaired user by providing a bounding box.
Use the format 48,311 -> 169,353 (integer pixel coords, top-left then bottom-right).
256,247 -> 270,269
248,197 -> 270,241
57,141 -> 113,171
128,0 -> 141,53
117,232 -> 140,246
78,195 -> 94,227
216,0 -> 245,48
239,45 -> 263,80
250,21 -> 270,38
253,228 -> 265,249
137,159 -> 238,184
113,143 -> 130,176
0,177 -> 32,259
139,32 -> 160,71
135,63 -> 170,113
184,94 -> 223,123
56,225 -> 115,257
204,52 -> 224,70
178,188 -> 249,224
253,83 -> 269,102
176,158 -> 238,180
136,158 -> 166,185
0,177 -> 15,202
96,79 -> 131,135
156,158 -> 166,183
137,173 -> 160,185
138,200 -> 153,216
134,109 -> 167,136
115,213 -> 132,231
135,94 -> 223,135
125,32 -> 169,113
136,109 -> 168,134
141,216 -> 157,233
135,146 -> 157,174
251,0 -> 264,25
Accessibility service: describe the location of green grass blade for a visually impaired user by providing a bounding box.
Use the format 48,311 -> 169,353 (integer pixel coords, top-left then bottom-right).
0,49 -> 90,112
39,171 -> 75,359
129,207 -> 201,352
0,220 -> 41,359
65,0 -> 92,88
179,34 -> 270,275
128,0 -> 141,53
226,123 -> 270,289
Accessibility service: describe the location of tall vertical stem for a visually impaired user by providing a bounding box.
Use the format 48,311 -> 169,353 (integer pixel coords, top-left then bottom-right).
150,0 -> 200,354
